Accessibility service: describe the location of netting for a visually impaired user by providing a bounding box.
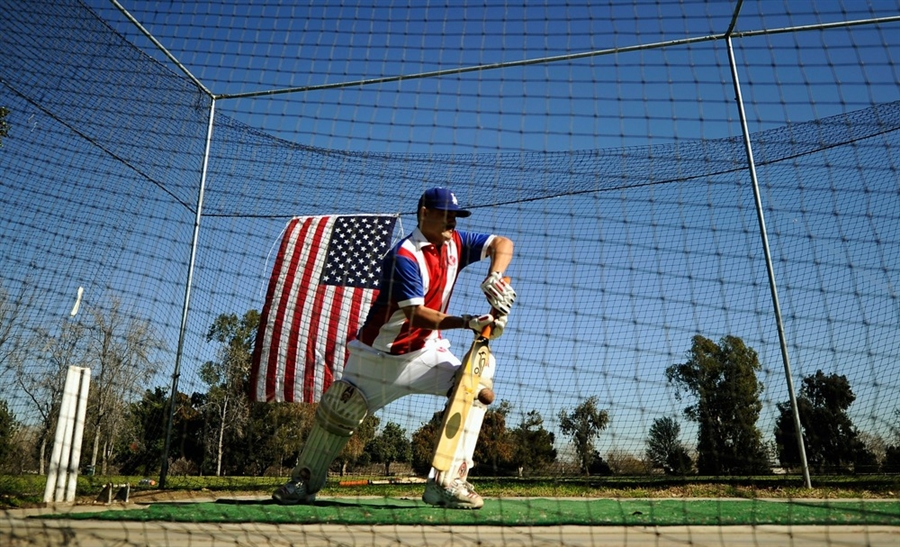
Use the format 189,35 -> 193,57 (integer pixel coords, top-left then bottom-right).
1,0 -> 899,545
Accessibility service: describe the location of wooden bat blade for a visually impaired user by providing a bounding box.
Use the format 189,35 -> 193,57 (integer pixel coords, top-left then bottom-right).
431,336 -> 492,472
432,276 -> 509,472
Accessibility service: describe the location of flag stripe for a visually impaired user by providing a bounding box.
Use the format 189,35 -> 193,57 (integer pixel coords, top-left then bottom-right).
324,285 -> 351,390
284,217 -> 332,402
301,280 -> 329,402
261,217 -> 305,402
272,217 -> 316,401
250,218 -> 300,402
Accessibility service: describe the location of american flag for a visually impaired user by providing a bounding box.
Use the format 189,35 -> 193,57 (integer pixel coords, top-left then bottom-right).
250,215 -> 397,403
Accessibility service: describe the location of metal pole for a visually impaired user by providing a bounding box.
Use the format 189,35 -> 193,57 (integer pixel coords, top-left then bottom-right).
160,97 -> 216,488
725,34 -> 812,489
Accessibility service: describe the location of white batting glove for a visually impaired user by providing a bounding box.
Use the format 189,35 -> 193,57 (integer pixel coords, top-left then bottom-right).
490,314 -> 507,340
480,272 -> 516,315
462,313 -> 494,333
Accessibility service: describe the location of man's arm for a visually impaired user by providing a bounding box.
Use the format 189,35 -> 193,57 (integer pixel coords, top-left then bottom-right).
486,235 -> 514,276
402,305 -> 469,331
481,236 -> 516,315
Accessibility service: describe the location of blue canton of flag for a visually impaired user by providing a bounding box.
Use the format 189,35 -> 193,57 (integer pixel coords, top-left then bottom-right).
321,215 -> 396,289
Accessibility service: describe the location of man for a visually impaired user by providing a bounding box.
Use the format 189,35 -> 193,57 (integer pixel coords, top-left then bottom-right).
272,187 -> 516,509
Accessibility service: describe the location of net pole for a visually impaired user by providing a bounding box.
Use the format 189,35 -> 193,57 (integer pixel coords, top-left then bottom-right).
159,97 -> 216,489
725,32 -> 812,489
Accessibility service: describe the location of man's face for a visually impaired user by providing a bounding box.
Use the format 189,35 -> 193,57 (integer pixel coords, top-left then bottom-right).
420,207 -> 460,243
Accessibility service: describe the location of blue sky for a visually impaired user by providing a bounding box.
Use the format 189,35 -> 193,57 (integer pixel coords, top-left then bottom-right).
2,0 -> 899,461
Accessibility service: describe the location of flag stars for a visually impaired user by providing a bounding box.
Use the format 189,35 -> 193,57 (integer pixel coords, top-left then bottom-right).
322,216 -> 397,289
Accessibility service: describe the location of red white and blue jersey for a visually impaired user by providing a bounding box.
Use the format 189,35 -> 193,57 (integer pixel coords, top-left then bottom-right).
357,227 -> 494,354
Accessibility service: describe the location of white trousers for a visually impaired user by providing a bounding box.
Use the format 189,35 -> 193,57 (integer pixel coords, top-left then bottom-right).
341,338 -> 495,485
340,338 -> 461,413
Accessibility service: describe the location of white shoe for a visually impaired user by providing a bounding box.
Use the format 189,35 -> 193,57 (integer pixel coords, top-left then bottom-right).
272,481 -> 316,505
422,478 -> 484,509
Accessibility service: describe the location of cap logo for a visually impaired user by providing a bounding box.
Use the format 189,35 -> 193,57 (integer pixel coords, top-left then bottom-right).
451,193 -> 459,206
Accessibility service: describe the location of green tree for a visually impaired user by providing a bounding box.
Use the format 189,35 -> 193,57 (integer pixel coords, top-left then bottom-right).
884,408 -> 900,473
200,310 -> 259,475
0,399 -> 18,466
774,370 -> 876,473
473,400 -> 516,476
666,335 -> 768,475
0,106 -> 9,147
410,411 -> 443,476
510,410 -> 557,476
334,414 -> 379,475
558,396 -> 610,475
255,402 -> 317,476
368,422 -> 411,476
115,387 -> 202,476
646,416 -> 693,475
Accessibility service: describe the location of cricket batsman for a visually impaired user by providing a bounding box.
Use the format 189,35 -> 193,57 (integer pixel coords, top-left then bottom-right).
272,187 -> 516,509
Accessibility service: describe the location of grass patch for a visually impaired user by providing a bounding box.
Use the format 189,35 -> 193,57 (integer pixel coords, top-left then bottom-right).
4,473 -> 898,510
41,497 -> 900,527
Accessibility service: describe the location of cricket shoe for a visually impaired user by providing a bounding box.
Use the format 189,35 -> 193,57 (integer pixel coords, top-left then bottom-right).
271,481 -> 317,505
422,478 -> 484,509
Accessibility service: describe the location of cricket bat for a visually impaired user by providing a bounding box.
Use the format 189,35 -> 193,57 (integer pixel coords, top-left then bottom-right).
431,278 -> 509,472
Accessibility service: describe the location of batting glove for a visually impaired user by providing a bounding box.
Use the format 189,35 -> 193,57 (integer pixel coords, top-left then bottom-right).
480,272 -> 516,315
490,314 -> 507,340
462,313 -> 494,333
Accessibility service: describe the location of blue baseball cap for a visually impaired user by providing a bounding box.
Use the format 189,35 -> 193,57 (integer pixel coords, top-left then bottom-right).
418,187 -> 471,217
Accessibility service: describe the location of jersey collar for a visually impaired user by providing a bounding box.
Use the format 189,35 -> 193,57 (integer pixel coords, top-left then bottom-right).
409,227 -> 450,251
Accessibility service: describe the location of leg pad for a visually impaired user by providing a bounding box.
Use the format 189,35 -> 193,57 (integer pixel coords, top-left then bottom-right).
289,380 -> 369,494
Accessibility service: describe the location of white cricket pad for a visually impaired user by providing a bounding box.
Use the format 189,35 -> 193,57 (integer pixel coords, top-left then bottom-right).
290,380 -> 369,493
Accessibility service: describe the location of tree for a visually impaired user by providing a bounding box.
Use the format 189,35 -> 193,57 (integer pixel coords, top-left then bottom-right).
774,370 -> 876,473
646,416 -> 693,475
200,310 -> 259,476
334,414 -> 379,475
558,396 -> 610,475
604,449 -> 647,475
472,400 -> 516,476
587,451 -> 612,475
884,408 -> 900,473
254,402 -> 317,476
11,313 -> 87,474
666,335 -> 768,475
0,399 -> 18,466
83,300 -> 163,475
368,422 -> 411,476
509,410 -> 557,476
1,282 -> 68,474
0,106 -> 9,147
0,283 -> 33,369
115,387 -> 168,475
410,411 -> 443,476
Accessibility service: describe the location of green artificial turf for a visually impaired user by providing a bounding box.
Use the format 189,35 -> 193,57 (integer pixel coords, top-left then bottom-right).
42,497 -> 900,526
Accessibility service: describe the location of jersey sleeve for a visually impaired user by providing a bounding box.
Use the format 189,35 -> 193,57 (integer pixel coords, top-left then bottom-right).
455,230 -> 495,270
384,248 -> 425,308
